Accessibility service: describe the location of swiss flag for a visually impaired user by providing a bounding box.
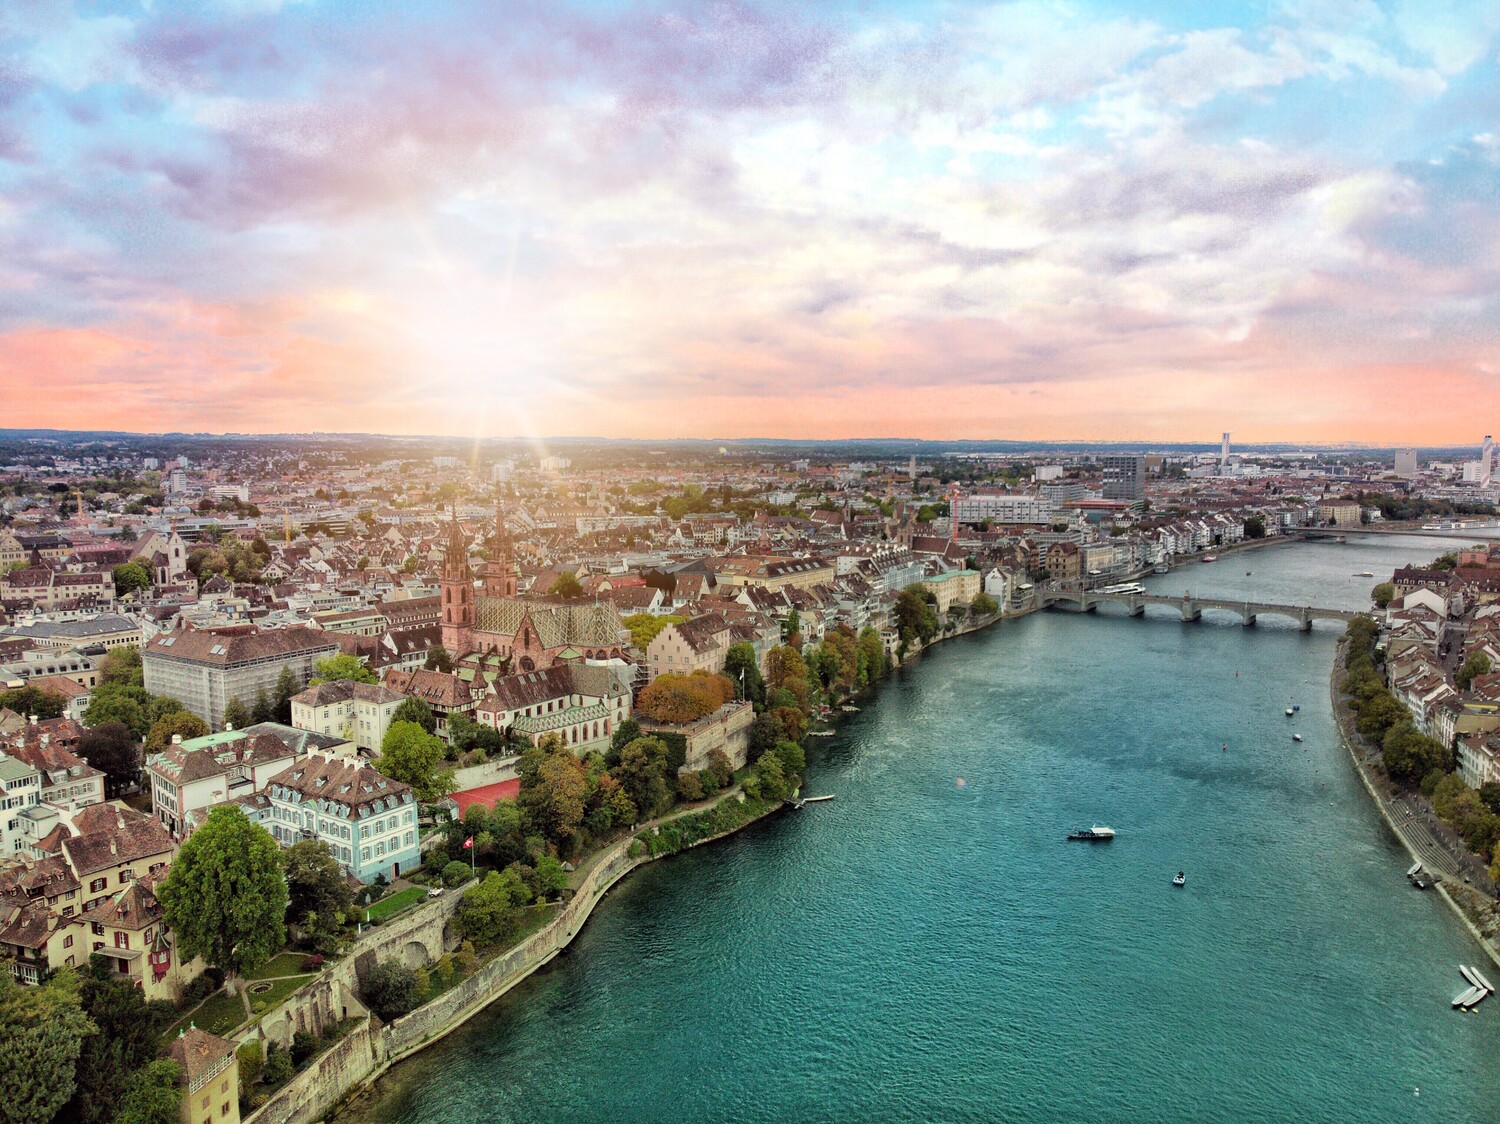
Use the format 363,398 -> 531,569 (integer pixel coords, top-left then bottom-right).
462,836 -> 474,850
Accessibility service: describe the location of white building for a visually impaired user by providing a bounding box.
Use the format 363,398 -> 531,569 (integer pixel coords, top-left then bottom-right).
290,679 -> 406,756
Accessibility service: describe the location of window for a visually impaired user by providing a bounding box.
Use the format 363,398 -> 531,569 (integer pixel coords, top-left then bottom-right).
115,932 -> 129,949
119,870 -> 133,884
89,878 -> 106,893
91,922 -> 104,936
63,935 -> 73,948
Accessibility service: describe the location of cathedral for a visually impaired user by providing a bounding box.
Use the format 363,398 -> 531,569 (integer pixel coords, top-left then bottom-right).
440,509 -> 630,678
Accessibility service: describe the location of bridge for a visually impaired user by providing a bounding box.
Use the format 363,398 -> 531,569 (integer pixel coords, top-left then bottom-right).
1042,588 -> 1361,631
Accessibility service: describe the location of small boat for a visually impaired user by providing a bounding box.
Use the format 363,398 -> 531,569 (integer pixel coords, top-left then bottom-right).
1067,825 -> 1116,841
1473,967 -> 1496,994
1354,571 -> 1374,577
1246,571 -> 1252,576
1172,871 -> 1186,887
1201,554 -> 1218,563
807,729 -> 836,737
800,794 -> 834,804
1285,708 -> 1295,716
840,705 -> 859,713
1292,733 -> 1303,743
1453,985 -> 1484,1009
1153,563 -> 1170,574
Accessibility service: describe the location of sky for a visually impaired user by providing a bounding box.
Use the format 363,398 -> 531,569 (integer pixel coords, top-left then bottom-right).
1,0 -> 1498,444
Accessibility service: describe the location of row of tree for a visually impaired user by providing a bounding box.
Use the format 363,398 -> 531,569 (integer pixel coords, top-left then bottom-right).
1341,617 -> 1452,784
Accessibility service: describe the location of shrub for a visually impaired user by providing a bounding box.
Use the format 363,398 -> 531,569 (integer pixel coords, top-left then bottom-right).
676,771 -> 705,803
181,971 -> 220,1009
455,941 -> 479,978
291,1031 -> 318,1066
299,954 -> 325,973
262,1045 -> 294,1087
698,767 -> 721,795
442,860 -> 472,889
237,1040 -> 264,1087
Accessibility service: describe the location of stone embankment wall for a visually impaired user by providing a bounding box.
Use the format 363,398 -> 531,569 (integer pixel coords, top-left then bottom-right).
246,1017 -> 384,1124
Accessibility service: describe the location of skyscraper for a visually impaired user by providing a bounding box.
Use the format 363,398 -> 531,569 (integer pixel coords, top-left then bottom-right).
1101,454 -> 1146,501
1220,431 -> 1231,470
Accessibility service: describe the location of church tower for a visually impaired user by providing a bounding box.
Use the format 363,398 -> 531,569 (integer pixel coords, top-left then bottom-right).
482,504 -> 516,599
440,508 -> 474,655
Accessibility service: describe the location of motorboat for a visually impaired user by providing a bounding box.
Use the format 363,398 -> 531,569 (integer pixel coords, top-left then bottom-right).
1354,571 -> 1374,577
1172,871 -> 1186,887
1067,825 -> 1116,841
1292,733 -> 1303,743
1201,554 -> 1218,563
1285,707 -> 1295,716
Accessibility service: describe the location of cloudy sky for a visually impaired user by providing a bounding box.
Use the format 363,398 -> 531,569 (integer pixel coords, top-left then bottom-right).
2,1 -> 1498,443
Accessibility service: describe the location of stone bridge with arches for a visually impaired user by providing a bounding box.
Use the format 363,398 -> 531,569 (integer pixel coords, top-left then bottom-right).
1042,587 -> 1361,631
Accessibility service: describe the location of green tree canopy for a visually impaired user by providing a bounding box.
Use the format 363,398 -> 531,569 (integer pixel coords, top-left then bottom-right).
611,736 -> 672,820
143,710 -> 209,754
311,653 -> 378,685
67,956 -> 178,1124
517,736 -> 589,848
273,665 -> 300,724
424,645 -> 454,673
362,959 -> 424,1021
113,1060 -> 183,1124
284,839 -> 353,940
550,572 -> 584,599
723,643 -> 765,707
623,613 -> 683,652
157,805 -> 288,978
112,561 -> 152,598
971,592 -> 999,616
455,868 -> 532,946
222,696 -> 252,731
0,685 -> 67,721
376,721 -> 455,802
0,969 -> 95,1124
391,697 -> 436,735
1371,581 -> 1396,609
76,722 -> 139,797
1457,651 -> 1492,692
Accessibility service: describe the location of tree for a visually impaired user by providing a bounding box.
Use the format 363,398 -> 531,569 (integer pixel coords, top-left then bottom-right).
250,689 -> 274,726
1457,651 -> 1492,692
612,736 -> 672,820
857,626 -> 888,685
454,868 -> 531,946
517,737 -> 589,847
1242,515 -> 1267,539
113,1060 -> 182,1124
311,654 -> 378,685
402,555 -> 421,574
68,956 -> 179,1124
376,721 -> 455,802
744,749 -> 791,802
0,685 -> 67,721
222,696 -> 251,731
284,840 -> 353,941
0,970 -> 95,1124
157,805 -> 288,979
273,665 -> 300,724
363,959 -> 424,1021
783,608 -> 802,646
83,692 -> 148,739
112,561 -> 151,598
550,572 -> 584,599
144,710 -> 209,754
76,722 -> 139,797
424,645 -> 454,674
723,643 -> 765,707
1371,581 -> 1395,609
100,647 -> 144,689
971,592 -> 999,617
635,672 -> 734,724
895,587 -> 939,647
391,697 -> 437,735
609,718 -> 642,755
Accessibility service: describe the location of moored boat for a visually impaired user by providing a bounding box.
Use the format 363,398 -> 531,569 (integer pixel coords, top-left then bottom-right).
1292,733 -> 1303,743
1201,554 -> 1218,563
1172,871 -> 1186,887
1067,825 -> 1115,841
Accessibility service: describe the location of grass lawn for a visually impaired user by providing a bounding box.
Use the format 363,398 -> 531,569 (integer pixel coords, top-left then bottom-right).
245,974 -> 315,1016
247,952 -> 311,980
363,886 -> 426,923
165,989 -> 249,1040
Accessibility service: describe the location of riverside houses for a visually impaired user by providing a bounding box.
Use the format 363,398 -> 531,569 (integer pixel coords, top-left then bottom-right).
265,753 -> 419,882
145,730 -> 304,838
143,624 -> 340,729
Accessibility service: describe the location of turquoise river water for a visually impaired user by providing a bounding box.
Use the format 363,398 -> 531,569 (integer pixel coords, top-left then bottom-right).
351,534 -> 1500,1123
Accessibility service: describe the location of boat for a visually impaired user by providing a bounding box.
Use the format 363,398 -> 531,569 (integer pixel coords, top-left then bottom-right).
1153,563 -> 1170,574
1067,825 -> 1116,841
1292,704 -> 1300,712
1462,965 -> 1484,990
1406,862 -> 1423,879
800,794 -> 834,804
1285,707 -> 1295,716
807,729 -> 836,737
1246,571 -> 1252,576
840,705 -> 859,713
1354,571 -> 1374,577
1473,967 -> 1496,994
1292,733 -> 1303,743
1172,871 -> 1186,887
1201,554 -> 1218,563
1453,985 -> 1484,1009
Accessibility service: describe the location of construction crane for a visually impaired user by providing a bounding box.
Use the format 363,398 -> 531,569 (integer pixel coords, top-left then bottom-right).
947,482 -> 962,545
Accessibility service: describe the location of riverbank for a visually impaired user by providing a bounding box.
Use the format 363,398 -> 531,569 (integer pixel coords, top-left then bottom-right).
1327,638 -> 1500,969
318,790 -> 789,1124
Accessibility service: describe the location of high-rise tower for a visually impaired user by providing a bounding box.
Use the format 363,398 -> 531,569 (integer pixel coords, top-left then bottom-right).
440,507 -> 474,654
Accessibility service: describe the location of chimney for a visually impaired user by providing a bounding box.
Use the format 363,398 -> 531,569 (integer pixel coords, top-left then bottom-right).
110,839 -> 117,855
28,715 -> 37,726
171,734 -> 182,745
225,723 -> 234,732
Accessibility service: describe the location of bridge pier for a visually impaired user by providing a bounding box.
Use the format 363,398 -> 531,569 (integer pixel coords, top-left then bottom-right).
1180,601 -> 1201,623
1299,611 -> 1312,632
1127,600 -> 1145,618
1241,607 -> 1256,627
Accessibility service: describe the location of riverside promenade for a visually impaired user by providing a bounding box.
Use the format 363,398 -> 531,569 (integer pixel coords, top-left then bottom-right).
1329,638 -> 1500,967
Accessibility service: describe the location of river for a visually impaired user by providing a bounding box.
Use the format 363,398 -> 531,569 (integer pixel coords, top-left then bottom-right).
351,533 -> 1500,1123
